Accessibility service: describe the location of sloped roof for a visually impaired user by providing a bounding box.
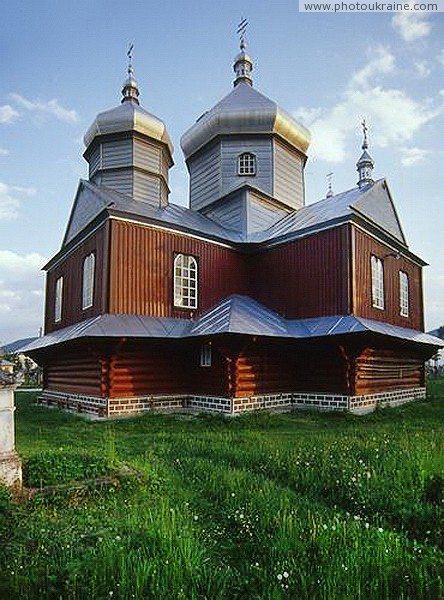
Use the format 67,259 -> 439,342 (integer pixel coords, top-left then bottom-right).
253,179 -> 406,245
60,177 -> 411,258
22,295 -> 444,354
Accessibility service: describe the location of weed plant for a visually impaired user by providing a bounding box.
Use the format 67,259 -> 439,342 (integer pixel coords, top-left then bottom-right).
0,380 -> 443,598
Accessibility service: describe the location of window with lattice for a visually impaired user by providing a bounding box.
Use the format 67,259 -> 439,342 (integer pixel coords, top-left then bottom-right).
238,152 -> 256,176
174,254 -> 198,309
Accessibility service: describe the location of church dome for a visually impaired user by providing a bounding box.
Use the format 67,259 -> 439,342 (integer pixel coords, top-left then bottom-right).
84,101 -> 173,154
180,75 -> 310,161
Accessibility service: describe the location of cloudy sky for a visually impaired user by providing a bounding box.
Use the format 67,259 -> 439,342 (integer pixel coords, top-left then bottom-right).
0,1 -> 443,344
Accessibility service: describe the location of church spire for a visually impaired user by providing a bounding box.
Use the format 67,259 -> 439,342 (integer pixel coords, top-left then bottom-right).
121,43 -> 140,105
356,119 -> 375,189
233,18 -> 253,87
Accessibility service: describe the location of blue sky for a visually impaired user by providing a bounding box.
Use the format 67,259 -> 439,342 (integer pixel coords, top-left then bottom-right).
0,1 -> 443,343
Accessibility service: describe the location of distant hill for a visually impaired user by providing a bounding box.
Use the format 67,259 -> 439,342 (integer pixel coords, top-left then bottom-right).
1,337 -> 38,354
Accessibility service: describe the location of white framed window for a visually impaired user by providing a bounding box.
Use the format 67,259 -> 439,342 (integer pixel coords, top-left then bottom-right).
55,276 -> 63,323
399,271 -> 409,317
82,253 -> 95,310
200,343 -> 212,367
371,255 -> 384,310
174,254 -> 198,309
238,152 -> 256,176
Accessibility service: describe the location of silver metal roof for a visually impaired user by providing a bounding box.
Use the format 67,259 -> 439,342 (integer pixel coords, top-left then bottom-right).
23,295 -> 444,354
61,177 -> 408,256
84,99 -> 173,155
180,81 -> 311,159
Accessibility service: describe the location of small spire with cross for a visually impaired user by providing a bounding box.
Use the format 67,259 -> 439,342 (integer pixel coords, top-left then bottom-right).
233,17 -> 253,87
237,17 -> 248,50
121,42 -> 140,105
361,118 -> 369,150
326,171 -> 334,198
127,43 -> 134,77
356,118 -> 375,189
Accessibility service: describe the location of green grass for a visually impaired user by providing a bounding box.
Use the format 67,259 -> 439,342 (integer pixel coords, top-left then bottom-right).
1,380 -> 444,599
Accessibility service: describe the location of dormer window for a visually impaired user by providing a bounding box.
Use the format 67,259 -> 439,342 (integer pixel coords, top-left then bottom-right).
238,152 -> 256,176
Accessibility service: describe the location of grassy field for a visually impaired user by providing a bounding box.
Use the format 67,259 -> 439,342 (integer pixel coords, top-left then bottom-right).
1,381 -> 444,599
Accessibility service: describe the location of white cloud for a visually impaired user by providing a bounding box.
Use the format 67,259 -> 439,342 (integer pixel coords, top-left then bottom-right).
392,11 -> 432,42
9,93 -> 78,123
414,60 -> 431,78
294,45 -> 444,164
0,105 -> 19,124
0,148 -> 8,156
0,251 -> 47,343
351,46 -> 395,88
400,147 -> 431,167
0,182 -> 37,220
438,50 -> 444,67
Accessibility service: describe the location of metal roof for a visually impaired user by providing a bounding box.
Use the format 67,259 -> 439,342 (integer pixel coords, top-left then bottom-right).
23,295 -> 444,354
61,177 -> 410,257
180,81 -> 311,160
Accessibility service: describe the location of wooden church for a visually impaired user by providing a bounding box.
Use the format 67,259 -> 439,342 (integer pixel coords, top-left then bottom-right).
24,39 -> 443,416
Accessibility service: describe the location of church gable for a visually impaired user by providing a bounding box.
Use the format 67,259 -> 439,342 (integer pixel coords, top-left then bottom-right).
63,180 -> 110,246
351,179 -> 406,245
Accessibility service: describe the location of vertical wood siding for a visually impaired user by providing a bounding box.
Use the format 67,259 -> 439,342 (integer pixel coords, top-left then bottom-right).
251,226 -> 350,318
352,226 -> 423,330
45,224 -> 107,333
109,220 -> 249,317
273,140 -> 304,210
189,142 -> 221,210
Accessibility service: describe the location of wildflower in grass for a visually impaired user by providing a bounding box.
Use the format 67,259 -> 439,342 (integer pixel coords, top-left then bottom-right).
378,527 -> 383,533
283,571 -> 289,579
277,574 -> 283,581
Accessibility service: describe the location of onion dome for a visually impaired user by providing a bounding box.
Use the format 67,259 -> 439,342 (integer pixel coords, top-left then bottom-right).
83,49 -> 173,207
181,62 -> 310,161
84,53 -> 173,154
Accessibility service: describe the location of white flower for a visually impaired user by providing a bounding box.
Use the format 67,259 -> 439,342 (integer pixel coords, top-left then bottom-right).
277,574 -> 283,581
283,571 -> 289,578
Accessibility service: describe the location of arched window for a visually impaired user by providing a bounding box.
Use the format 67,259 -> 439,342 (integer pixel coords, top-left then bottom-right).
238,152 -> 256,176
174,254 -> 198,309
371,255 -> 384,310
82,253 -> 95,310
54,276 -> 63,323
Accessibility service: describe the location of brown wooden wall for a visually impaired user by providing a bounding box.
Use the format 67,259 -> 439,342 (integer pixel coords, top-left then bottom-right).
108,220 -> 249,318
37,335 -> 430,401
45,224 -> 107,333
250,226 -> 351,318
352,226 -> 424,330
353,347 -> 425,395
108,339 -> 190,398
42,348 -> 103,396
233,339 -> 349,397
